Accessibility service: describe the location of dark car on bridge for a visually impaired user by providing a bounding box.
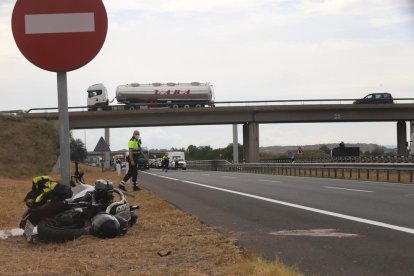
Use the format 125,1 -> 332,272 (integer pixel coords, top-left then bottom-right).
353,92 -> 393,104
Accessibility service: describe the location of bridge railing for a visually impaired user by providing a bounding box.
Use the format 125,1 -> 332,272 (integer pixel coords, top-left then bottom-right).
2,97 -> 414,114
187,161 -> 414,183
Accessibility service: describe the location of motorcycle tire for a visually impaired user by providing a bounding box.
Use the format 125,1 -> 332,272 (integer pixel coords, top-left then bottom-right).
37,219 -> 89,243
129,211 -> 138,226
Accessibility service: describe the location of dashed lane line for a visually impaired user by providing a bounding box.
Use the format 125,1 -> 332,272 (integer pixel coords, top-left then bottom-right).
259,179 -> 282,183
324,186 -> 374,193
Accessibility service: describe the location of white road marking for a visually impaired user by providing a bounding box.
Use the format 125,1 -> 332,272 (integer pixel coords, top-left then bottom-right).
269,229 -> 364,238
144,171 -> 414,235
202,174 -> 210,176
259,179 -> 281,183
324,186 -> 374,193
25,13 -> 95,34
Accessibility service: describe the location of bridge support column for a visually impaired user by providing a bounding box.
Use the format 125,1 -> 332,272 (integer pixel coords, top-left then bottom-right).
397,120 -> 407,156
409,121 -> 414,155
243,122 -> 259,163
233,124 -> 239,163
104,128 -> 111,169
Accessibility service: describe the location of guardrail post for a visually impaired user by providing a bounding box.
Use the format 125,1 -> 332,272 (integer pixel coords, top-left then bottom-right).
367,169 -> 370,180
376,169 -> 379,181
398,170 -> 401,182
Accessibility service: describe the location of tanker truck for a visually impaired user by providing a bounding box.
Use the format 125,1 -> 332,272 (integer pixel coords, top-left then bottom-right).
87,82 -> 214,111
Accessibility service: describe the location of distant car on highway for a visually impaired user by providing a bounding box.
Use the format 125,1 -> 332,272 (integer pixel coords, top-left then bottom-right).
148,158 -> 156,168
155,158 -> 163,169
353,92 -> 393,104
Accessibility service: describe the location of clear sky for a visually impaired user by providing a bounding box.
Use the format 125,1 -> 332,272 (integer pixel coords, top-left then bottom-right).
1,0 -> 413,152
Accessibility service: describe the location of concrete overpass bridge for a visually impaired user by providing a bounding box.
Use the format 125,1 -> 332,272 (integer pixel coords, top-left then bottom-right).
24,103 -> 414,162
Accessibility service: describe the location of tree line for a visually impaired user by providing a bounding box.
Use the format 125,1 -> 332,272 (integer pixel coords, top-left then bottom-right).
70,134 -> 395,163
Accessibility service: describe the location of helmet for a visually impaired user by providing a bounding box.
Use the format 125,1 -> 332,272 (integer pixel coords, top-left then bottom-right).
91,213 -> 120,239
133,130 -> 140,135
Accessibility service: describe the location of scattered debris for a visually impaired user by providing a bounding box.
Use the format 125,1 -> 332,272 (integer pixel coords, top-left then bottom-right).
157,251 -> 172,257
0,228 -> 24,240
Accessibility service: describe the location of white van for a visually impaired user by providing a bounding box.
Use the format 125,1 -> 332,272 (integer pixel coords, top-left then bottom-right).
168,151 -> 187,170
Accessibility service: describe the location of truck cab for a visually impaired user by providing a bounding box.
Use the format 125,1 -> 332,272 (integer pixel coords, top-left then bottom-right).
87,83 -> 109,111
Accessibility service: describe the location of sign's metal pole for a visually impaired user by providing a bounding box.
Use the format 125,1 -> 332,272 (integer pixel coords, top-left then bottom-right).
57,72 -> 71,185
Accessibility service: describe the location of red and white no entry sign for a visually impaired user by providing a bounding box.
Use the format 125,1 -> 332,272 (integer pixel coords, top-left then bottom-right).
11,0 -> 108,72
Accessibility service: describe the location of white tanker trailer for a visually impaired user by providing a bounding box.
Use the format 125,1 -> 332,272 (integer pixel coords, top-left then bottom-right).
87,82 -> 214,111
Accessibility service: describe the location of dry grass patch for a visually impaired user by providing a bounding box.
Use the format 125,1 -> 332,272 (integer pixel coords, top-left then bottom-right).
227,254 -> 303,276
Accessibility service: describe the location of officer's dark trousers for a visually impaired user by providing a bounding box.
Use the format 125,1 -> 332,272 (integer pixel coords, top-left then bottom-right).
123,156 -> 138,185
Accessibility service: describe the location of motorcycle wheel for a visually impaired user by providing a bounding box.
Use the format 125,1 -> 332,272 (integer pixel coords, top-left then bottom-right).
38,218 -> 89,243
129,211 -> 138,226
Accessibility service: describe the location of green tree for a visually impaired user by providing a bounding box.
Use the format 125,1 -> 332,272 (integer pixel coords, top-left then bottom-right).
363,150 -> 371,156
187,145 -> 198,160
186,145 -> 218,160
319,145 -> 331,155
185,144 -> 243,162
221,143 -> 243,162
70,136 -> 87,162
371,145 -> 385,156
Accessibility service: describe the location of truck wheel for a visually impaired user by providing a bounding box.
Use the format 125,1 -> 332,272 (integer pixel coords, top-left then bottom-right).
172,104 -> 179,109
195,104 -> 203,108
183,104 -> 191,108
127,106 -> 135,111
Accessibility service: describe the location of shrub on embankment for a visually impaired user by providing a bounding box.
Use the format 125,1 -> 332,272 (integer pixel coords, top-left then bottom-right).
0,114 -> 59,178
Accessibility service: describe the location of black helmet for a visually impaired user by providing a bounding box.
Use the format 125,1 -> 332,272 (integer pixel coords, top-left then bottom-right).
91,213 -> 120,238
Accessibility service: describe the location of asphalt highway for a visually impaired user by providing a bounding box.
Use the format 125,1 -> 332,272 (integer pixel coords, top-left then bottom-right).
140,169 -> 414,276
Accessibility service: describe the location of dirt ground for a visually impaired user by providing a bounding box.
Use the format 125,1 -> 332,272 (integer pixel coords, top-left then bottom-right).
0,166 -> 301,276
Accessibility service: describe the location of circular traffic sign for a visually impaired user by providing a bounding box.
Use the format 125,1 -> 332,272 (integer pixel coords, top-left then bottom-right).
11,0 -> 108,72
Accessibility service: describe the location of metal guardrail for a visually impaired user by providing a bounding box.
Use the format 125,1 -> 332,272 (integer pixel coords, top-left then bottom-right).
187,160 -> 414,183
265,155 -> 414,163
2,97 -> 414,114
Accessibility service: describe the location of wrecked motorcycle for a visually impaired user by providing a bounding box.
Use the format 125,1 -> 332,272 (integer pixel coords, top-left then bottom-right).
21,167 -> 138,243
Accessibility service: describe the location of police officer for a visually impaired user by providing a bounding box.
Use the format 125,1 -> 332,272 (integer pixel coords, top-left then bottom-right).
161,153 -> 170,171
174,156 -> 179,169
119,130 -> 142,191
